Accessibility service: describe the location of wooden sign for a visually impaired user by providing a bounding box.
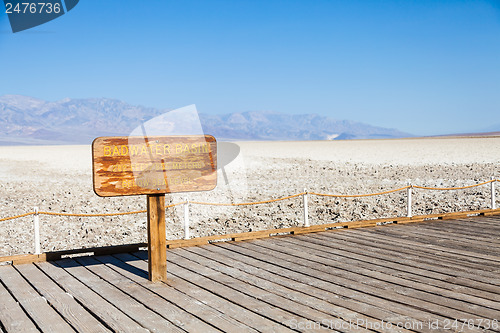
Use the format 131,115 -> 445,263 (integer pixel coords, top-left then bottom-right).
92,135 -> 217,197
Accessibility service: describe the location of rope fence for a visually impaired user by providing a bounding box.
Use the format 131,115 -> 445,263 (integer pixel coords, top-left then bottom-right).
1,179 -> 498,254
309,186 -> 409,198
190,193 -> 305,206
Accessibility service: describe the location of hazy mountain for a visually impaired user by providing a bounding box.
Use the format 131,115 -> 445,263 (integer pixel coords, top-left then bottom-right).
200,112 -> 410,141
0,95 -> 412,145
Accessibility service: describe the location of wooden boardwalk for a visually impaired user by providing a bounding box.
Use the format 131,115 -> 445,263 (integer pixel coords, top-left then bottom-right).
0,215 -> 499,332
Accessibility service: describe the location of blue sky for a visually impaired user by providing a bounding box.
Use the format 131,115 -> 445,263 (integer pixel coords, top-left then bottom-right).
1,0 -> 499,136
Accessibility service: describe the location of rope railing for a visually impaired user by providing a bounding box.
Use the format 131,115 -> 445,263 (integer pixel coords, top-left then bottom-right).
0,179 -> 498,221
37,210 -> 147,217
0,212 -> 35,222
190,193 -> 306,206
309,186 -> 410,198
31,202 -> 186,218
0,179 -> 498,253
412,180 -> 495,191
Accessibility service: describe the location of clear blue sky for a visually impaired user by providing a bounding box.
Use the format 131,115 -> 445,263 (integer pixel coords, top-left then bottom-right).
1,0 -> 499,136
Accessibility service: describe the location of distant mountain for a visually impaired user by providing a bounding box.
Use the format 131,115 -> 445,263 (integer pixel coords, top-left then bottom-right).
0,95 -> 412,145
200,112 -> 410,141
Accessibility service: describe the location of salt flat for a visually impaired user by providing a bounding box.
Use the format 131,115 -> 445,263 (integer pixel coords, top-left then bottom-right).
238,137 -> 500,164
1,137 -> 499,172
0,137 -> 499,257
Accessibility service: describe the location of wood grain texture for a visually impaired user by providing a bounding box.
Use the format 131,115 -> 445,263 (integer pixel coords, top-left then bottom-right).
147,194 -> 167,282
1,216 -> 499,333
114,253 -> 281,332
36,261 -> 149,332
92,135 -> 217,197
0,265 -> 74,332
15,264 -> 111,333
177,247 -> 385,333
0,272 -> 39,332
55,258 -> 178,332
76,255 -> 221,333
96,254 -> 258,332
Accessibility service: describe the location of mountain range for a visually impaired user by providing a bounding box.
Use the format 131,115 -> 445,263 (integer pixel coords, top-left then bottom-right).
0,95 -> 412,145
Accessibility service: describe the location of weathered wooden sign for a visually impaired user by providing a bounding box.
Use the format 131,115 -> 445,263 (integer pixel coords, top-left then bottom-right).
92,134 -> 217,282
92,135 -> 217,197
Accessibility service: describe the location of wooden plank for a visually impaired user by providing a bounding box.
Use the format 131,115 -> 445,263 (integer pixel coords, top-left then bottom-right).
128,250 -> 314,333
75,255 -> 220,333
218,242 -> 480,333
147,194 -> 167,282
373,224 -> 500,255
439,214 -> 469,220
36,261 -> 149,332
115,252 -> 285,333
425,216 -> 500,229
2,243 -> 147,265
439,218 -> 500,232
386,217 -> 500,239
388,225 -> 500,253
0,265 -> 74,332
348,226 -> 500,272
301,232 -> 500,292
445,216 -> 500,226
358,227 -> 495,278
92,135 -> 217,197
180,246 -> 413,333
168,227 -> 299,248
440,216 -> 500,231
481,215 -> 500,221
15,263 -> 111,333
168,220 -> 394,248
394,218 -> 426,224
420,221 -> 500,240
410,208 -> 500,220
483,211 -> 499,216
54,258 -> 183,332
442,220 -> 500,234
0,267 -> 38,333
480,214 -> 500,219
94,254 -> 259,333
224,241 -> 494,332
3,253 -> 47,265
359,227 -> 500,266
474,218 -> 500,226
327,228 -> 500,274
274,235 -> 500,303
252,236 -> 500,313
165,250 -> 330,332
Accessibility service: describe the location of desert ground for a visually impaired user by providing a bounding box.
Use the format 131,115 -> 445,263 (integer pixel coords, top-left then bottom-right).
1,137 -> 499,257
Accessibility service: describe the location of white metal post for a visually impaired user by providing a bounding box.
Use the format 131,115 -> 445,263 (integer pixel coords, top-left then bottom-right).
33,207 -> 41,255
303,188 -> 309,227
492,177 -> 496,210
407,182 -> 412,218
184,200 -> 190,240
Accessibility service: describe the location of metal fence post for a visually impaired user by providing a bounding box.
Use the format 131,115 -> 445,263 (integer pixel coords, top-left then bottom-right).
33,207 -> 41,255
184,200 -> 190,240
407,182 -> 412,218
303,188 -> 309,227
492,177 -> 496,210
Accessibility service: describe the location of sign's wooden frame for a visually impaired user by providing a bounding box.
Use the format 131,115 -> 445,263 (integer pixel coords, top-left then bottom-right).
92,135 -> 217,197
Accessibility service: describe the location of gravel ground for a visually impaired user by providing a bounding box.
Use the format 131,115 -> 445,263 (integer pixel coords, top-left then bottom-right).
1,137 -> 499,256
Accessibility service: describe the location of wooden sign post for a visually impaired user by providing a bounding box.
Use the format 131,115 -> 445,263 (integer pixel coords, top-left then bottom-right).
147,194 -> 167,282
92,135 -> 217,282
